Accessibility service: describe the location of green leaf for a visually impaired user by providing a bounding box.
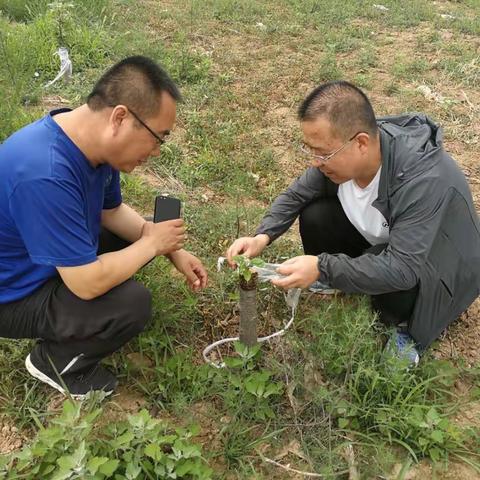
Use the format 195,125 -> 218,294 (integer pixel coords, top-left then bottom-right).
244,377 -> 262,396
72,441 -> 87,465
51,469 -> 75,480
57,455 -> 76,471
144,443 -> 163,462
98,459 -> 120,476
175,459 -> 194,476
264,383 -> 282,397
87,457 -> 109,475
154,463 -> 166,476
125,462 -> 142,480
426,407 -> 440,425
338,418 -> 350,429
429,447 -> 442,462
61,400 -> 81,424
250,258 -> 265,267
41,464 -> 57,475
418,436 -> 429,447
114,431 -> 135,447
128,409 -> 150,429
189,424 -> 201,436
223,357 -> 245,368
430,430 -> 444,443
228,374 -> 242,388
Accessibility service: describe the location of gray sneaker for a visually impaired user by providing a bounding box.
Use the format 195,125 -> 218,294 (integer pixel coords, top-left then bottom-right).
385,331 -> 420,367
308,280 -> 338,295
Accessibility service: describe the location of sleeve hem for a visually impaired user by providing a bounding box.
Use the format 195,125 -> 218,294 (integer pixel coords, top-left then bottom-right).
30,253 -> 98,267
102,200 -> 122,210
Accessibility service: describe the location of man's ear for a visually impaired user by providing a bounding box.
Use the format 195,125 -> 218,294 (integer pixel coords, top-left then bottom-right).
356,132 -> 371,154
110,105 -> 128,136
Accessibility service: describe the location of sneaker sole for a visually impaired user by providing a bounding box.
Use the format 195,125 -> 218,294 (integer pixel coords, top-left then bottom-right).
25,354 -> 114,400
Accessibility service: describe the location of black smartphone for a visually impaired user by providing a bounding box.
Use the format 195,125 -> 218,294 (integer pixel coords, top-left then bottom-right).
154,195 -> 181,223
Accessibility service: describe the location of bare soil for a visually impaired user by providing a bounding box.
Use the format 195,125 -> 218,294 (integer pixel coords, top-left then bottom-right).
0,419 -> 26,455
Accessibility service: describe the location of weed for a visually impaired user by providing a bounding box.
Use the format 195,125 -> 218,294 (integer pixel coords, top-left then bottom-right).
299,297 -> 480,466
219,420 -> 278,470
0,401 -> 212,479
391,56 -> 430,81
135,350 -> 215,408
0,0 -> 50,21
0,1 -> 112,140
315,51 -> 343,83
217,343 -> 283,421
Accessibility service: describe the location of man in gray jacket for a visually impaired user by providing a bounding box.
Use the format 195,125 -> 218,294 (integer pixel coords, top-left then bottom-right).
226,81 -> 480,362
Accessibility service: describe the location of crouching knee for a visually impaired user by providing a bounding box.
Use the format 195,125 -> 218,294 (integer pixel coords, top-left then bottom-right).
119,280 -> 152,335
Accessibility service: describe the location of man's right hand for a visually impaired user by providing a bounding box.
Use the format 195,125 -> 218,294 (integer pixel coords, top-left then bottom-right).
141,219 -> 185,256
58,220 -> 185,301
226,234 -> 270,267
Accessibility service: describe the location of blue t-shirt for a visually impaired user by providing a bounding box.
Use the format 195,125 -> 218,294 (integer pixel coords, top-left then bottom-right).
0,109 -> 122,303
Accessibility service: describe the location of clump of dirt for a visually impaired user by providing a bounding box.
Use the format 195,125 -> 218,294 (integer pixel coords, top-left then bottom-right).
401,460 -> 480,480
104,386 -> 148,419
0,418 -> 28,455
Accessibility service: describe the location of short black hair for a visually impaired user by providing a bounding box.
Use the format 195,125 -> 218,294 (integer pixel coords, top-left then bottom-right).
87,55 -> 182,118
298,81 -> 377,139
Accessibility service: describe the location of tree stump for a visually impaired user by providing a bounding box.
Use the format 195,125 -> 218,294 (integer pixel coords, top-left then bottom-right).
239,272 -> 258,346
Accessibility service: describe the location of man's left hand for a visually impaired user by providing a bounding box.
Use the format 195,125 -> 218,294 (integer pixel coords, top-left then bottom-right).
271,255 -> 320,289
168,250 -> 208,291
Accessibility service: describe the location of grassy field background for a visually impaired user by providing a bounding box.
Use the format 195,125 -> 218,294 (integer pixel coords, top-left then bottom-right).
0,0 -> 479,478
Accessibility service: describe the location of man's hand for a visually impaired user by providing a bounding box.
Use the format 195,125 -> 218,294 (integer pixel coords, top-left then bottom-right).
271,255 -> 320,289
226,234 -> 270,267
169,249 -> 208,291
141,219 -> 185,256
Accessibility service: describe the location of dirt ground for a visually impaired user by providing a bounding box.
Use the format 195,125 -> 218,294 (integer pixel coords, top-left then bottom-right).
0,420 -> 26,456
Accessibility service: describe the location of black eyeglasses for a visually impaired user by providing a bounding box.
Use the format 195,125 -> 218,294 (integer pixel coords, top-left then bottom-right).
128,108 -> 166,146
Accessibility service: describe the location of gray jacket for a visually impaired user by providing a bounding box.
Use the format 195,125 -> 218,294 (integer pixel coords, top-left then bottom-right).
256,114 -> 480,348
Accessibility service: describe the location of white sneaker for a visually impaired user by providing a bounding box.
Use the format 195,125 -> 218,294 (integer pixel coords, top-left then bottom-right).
25,354 -> 117,400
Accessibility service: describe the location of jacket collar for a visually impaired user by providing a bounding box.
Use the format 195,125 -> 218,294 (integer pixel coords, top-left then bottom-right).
372,128 -> 391,220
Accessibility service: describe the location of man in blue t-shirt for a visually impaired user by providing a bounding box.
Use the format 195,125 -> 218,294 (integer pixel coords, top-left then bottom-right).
0,56 -> 207,399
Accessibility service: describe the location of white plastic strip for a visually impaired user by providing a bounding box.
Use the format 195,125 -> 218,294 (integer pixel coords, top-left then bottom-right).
45,47 -> 72,88
60,353 -> 84,375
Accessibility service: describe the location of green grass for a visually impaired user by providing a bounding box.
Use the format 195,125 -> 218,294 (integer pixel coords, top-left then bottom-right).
1,0 -> 480,478
0,1 -> 113,141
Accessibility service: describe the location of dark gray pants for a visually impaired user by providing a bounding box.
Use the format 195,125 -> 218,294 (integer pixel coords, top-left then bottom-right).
299,197 -> 418,327
0,229 -> 151,375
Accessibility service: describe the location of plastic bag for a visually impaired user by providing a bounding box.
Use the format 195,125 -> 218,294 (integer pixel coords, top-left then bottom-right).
45,47 -> 72,88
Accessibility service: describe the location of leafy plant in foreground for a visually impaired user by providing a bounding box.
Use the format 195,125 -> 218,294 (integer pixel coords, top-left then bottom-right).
0,400 -> 212,479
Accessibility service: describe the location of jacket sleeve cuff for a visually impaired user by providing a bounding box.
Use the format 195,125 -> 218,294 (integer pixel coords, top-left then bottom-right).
254,228 -> 276,244
317,253 -> 332,284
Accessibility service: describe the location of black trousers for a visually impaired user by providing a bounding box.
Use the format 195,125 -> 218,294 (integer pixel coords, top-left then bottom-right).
0,229 -> 151,376
299,197 -> 418,327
